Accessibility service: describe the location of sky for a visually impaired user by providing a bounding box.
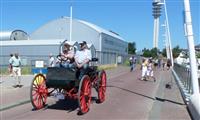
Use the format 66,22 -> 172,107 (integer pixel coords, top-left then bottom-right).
0,0 -> 199,51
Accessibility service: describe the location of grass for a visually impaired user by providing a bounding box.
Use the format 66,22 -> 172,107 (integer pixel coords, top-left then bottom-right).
0,64 -> 120,75
0,66 -> 32,75
98,64 -> 117,70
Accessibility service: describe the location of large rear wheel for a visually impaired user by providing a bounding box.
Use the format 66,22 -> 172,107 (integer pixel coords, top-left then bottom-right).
30,74 -> 48,110
97,70 -> 107,103
78,75 -> 92,114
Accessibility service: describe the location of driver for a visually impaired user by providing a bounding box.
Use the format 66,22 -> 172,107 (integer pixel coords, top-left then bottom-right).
55,43 -> 75,68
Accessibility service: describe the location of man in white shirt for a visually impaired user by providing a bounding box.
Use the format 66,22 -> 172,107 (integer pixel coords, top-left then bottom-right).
75,41 -> 92,80
10,53 -> 22,87
75,41 -> 92,69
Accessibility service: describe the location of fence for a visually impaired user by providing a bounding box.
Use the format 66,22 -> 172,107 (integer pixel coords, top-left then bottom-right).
0,51 -> 130,74
173,63 -> 195,102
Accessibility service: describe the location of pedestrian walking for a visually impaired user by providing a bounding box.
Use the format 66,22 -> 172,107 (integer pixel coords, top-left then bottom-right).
8,53 -> 14,76
11,53 -> 22,88
167,59 -> 171,70
162,59 -> 165,70
141,59 -> 148,80
147,59 -> 156,82
130,56 -> 136,72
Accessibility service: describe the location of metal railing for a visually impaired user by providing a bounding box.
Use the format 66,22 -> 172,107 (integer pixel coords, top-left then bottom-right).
173,63 -> 194,101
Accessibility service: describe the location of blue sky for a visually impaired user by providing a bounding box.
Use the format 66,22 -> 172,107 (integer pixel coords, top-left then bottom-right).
0,0 -> 199,51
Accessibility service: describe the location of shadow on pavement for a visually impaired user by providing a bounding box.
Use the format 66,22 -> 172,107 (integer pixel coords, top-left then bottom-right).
107,85 -> 155,100
155,97 -> 185,106
43,97 -> 97,114
46,99 -> 78,112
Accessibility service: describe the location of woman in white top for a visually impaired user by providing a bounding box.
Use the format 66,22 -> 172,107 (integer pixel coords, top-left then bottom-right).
147,59 -> 156,82
141,59 -> 148,80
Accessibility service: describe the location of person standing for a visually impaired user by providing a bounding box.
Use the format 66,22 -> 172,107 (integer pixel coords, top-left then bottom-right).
11,53 -> 22,88
48,53 -> 55,67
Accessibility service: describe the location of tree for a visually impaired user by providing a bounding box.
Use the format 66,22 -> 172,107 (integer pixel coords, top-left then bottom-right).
150,47 -> 159,58
128,42 -> 136,54
172,45 -> 182,58
143,49 -> 151,57
142,47 -> 159,58
162,48 -> 167,57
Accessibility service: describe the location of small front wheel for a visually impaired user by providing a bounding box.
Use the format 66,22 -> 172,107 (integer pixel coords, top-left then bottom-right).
30,74 -> 48,110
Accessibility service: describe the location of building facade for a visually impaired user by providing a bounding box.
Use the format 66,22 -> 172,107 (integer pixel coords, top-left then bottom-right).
1,17 -> 128,66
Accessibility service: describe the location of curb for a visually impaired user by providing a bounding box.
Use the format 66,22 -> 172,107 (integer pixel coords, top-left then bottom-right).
0,99 -> 30,111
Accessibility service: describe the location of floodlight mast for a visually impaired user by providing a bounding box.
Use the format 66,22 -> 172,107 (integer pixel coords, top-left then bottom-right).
152,0 -> 162,48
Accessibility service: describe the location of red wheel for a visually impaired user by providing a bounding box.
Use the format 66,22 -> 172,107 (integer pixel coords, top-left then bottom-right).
30,74 -> 48,109
78,75 -> 92,114
98,70 -> 106,103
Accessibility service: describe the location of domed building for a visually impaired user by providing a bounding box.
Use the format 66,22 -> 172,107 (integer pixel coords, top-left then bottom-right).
1,17 -> 128,66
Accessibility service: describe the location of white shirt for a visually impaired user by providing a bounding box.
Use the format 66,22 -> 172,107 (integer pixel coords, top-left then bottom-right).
75,49 -> 92,64
10,56 -> 21,67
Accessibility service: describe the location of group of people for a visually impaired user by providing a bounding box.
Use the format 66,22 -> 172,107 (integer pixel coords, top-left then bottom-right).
8,53 -> 22,88
49,41 -> 92,80
140,58 -> 172,81
141,58 -> 156,82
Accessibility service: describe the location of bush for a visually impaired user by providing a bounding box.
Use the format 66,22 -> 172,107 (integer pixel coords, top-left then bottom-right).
124,59 -> 130,66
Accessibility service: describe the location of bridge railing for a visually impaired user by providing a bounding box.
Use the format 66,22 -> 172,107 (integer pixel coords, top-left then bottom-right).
173,63 -> 193,102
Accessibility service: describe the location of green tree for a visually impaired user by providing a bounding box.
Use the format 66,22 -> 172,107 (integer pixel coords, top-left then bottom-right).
172,45 -> 182,58
143,49 -> 151,57
150,47 -> 159,58
128,42 -> 136,54
196,52 -> 200,58
162,48 -> 167,57
142,47 -> 159,58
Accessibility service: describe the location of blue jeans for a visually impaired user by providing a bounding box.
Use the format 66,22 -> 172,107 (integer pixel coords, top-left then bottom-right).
130,64 -> 135,72
55,62 -> 75,69
78,64 -> 89,80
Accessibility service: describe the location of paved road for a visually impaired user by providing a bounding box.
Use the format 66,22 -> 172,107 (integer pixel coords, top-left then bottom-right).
1,66 -> 191,120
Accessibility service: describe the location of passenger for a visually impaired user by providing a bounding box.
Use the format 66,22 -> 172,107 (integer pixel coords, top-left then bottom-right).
75,41 -> 92,80
57,43 -> 75,69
